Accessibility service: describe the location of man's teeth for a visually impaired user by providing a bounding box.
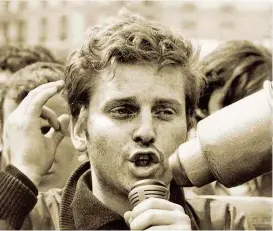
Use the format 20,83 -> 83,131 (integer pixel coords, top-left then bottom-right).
135,154 -> 152,166
138,154 -> 150,160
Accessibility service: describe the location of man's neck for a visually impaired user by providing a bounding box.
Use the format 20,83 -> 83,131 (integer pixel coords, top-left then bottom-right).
91,170 -> 132,217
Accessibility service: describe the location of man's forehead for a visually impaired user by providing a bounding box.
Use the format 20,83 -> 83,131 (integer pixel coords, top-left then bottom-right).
99,63 -> 186,89
91,63 -> 186,107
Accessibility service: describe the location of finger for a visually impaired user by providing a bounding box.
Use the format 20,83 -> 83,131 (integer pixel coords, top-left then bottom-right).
123,211 -> 132,225
26,86 -> 62,117
146,225 -> 168,230
18,80 -> 64,109
77,152 -> 89,162
130,209 -> 189,230
41,106 -> 60,131
45,114 -> 70,147
131,198 -> 185,221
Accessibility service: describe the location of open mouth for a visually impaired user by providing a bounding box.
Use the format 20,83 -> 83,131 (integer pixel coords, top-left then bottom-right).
134,154 -> 153,167
130,152 -> 159,167
128,151 -> 161,177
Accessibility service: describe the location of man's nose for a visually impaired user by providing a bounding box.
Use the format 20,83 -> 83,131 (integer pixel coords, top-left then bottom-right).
133,112 -> 156,146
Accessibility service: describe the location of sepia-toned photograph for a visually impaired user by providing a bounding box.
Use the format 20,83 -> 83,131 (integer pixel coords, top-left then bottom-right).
0,0 -> 272,230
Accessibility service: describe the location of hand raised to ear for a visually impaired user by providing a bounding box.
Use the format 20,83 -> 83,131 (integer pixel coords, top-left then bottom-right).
2,80 -> 70,187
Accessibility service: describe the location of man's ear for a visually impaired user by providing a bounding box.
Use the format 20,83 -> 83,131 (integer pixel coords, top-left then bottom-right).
186,117 -> 197,141
71,108 -> 88,152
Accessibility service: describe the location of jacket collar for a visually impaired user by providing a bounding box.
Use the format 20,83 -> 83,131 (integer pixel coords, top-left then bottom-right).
71,167 -> 128,230
59,161 -> 193,230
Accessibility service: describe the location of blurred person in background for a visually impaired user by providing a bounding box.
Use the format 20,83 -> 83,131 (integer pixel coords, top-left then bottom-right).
0,45 -> 59,82
0,45 -> 60,149
0,62 -> 81,191
193,40 -> 272,197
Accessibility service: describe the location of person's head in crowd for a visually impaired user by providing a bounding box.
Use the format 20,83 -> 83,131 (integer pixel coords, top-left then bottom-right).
0,45 -> 59,104
196,40 -> 272,121
1,62 -> 80,191
32,45 -> 60,63
0,45 -> 59,140
63,12 -> 205,208
0,45 -> 58,78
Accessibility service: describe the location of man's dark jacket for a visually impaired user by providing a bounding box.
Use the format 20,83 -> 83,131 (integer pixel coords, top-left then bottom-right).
0,162 -> 250,230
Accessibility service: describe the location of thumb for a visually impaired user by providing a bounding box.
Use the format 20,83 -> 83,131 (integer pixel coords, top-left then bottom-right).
57,114 -> 70,136
46,114 -> 70,148
124,211 -> 132,225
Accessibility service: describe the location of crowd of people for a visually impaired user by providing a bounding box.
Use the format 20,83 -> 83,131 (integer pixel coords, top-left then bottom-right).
0,11 -> 271,230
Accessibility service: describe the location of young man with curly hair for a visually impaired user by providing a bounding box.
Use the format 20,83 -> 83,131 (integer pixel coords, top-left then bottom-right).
0,14 -> 251,230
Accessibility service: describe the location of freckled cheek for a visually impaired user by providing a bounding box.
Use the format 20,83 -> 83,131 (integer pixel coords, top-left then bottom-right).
157,124 -> 187,157
172,129 -> 187,148
88,115 -> 130,159
175,123 -> 187,142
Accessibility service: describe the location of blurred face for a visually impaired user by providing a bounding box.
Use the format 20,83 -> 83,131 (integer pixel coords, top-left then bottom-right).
0,70 -> 12,84
3,93 -> 79,191
75,63 -> 188,195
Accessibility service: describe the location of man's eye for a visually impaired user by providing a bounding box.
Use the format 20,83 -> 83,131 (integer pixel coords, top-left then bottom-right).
154,107 -> 176,120
110,107 -> 136,119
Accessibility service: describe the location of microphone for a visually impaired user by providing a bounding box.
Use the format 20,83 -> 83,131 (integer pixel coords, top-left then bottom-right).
128,179 -> 169,208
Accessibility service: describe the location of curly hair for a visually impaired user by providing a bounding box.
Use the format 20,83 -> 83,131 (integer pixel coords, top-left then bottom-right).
0,45 -> 59,74
197,40 -> 272,120
64,13 -> 205,128
0,62 -> 65,128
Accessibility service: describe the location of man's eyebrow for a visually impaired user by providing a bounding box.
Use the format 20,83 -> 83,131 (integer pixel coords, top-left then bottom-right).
154,98 -> 183,107
102,97 -> 137,109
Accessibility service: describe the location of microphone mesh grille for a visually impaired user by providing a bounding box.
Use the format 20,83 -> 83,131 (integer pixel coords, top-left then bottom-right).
128,180 -> 169,208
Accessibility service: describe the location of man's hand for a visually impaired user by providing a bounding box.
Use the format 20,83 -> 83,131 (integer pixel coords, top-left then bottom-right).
2,80 -> 70,187
124,198 -> 192,230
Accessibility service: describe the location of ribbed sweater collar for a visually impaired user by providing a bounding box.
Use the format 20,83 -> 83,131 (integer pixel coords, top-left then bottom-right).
59,161 -> 90,230
59,161 -> 199,230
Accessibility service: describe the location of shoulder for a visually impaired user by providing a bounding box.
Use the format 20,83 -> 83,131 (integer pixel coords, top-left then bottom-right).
186,196 -> 252,230
38,187 -> 63,203
23,188 -> 63,230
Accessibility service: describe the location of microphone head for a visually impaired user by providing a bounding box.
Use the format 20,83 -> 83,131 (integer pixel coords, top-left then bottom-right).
128,179 -> 169,208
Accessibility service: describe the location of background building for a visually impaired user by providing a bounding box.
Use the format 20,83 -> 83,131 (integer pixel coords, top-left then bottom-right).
0,0 -> 271,59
